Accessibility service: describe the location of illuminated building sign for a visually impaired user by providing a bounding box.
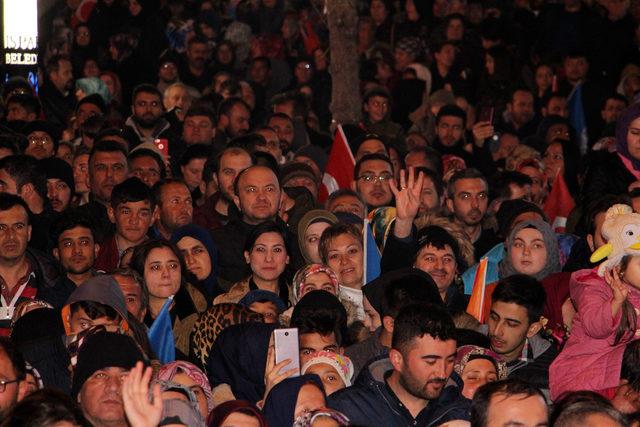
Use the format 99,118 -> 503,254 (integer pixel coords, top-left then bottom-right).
3,0 -> 38,73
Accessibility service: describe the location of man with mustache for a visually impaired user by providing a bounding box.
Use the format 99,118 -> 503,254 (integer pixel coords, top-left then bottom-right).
43,157 -> 75,214
446,168 -> 499,262
352,153 -> 394,210
151,179 -> 192,241
52,211 -> 100,287
122,84 -> 175,148
179,36 -> 213,93
487,275 -> 556,395
329,303 -> 469,425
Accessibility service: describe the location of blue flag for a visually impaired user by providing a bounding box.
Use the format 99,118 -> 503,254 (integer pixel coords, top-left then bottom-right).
568,83 -> 588,155
364,219 -> 381,284
148,296 -> 175,364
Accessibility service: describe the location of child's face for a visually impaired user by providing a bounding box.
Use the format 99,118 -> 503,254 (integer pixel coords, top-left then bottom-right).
249,301 -> 278,323
304,362 -> 345,396
623,256 -> 640,289
69,307 -> 118,334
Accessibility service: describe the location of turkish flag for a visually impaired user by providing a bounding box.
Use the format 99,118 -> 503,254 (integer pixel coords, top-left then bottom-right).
320,125 -> 355,202
544,172 -> 576,233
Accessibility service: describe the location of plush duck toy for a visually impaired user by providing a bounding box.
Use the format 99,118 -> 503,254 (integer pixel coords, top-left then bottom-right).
590,204 -> 640,276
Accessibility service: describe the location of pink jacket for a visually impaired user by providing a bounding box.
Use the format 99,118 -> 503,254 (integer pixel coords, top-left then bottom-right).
549,268 -> 640,400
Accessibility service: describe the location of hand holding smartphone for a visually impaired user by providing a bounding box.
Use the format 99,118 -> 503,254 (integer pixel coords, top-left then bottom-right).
274,328 -> 300,376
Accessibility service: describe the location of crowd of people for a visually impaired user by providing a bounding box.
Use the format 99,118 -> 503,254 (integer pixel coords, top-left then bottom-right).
2,0 -> 640,425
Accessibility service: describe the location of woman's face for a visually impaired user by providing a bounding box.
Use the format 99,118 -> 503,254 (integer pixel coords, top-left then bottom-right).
144,247 -> 182,298
461,358 -> 498,399
627,117 -> 640,161
180,158 -> 206,191
622,256 -> 640,290
177,236 -> 212,281
172,372 -> 208,418
535,65 -> 553,91
325,234 -> 364,289
543,142 -> 564,179
294,383 -> 325,420
300,272 -> 336,298
509,228 -> 548,277
304,363 -> 346,396
245,232 -> 289,282
304,222 -> 331,263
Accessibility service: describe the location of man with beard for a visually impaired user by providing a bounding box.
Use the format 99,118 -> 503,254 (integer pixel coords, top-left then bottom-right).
446,168 -> 499,261
502,88 -> 539,140
212,97 -> 251,153
193,146 -> 253,230
39,55 -> 75,128
151,179 -> 193,240
52,211 -> 100,287
122,84 -> 175,149
42,157 -> 75,214
329,303 -> 469,425
179,36 -> 213,93
0,194 -> 68,331
352,153 -> 394,209
212,165 -> 285,287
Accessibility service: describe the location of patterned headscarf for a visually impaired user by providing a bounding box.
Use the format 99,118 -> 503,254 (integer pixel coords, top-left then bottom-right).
157,361 -> 213,412
301,351 -> 354,387
453,345 -> 508,381
189,303 -> 263,373
292,264 -> 339,304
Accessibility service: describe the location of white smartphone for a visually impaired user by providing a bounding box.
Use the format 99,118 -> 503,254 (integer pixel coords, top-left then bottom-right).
274,328 -> 300,376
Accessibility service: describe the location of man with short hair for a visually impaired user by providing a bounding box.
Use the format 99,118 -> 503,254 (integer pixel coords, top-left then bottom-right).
39,55 -> 75,128
128,148 -> 166,188
42,157 -> 75,213
96,178 -> 155,272
488,275 -> 557,393
470,379 -> 548,427
329,303 -> 469,425
213,97 -> 251,152
504,88 -> 538,139
352,153 -> 394,209
325,189 -> 366,219
488,171 -> 533,214
52,211 -> 100,287
112,268 -> 148,322
446,168 -> 498,260
179,36 -> 213,92
0,338 -> 27,421
211,165 -> 283,286
601,94 -> 628,125
151,179 -> 193,240
182,106 -> 216,146
73,331 -> 145,427
0,155 -> 53,252
266,112 -> 296,162
122,84 -> 174,148
5,93 -> 40,123
404,146 -> 443,177
194,147 -> 253,230
360,88 -> 404,150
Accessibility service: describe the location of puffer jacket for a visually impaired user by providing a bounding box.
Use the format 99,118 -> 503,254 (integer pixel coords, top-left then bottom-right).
328,358 -> 470,427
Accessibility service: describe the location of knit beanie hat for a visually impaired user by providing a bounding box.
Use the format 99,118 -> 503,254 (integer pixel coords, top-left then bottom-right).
295,145 -> 328,173
41,157 -> 75,191
301,351 -> 354,387
71,331 -> 145,398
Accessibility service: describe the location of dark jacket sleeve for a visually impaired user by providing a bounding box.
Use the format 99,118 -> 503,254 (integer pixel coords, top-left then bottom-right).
581,152 -> 635,206
380,224 -> 418,273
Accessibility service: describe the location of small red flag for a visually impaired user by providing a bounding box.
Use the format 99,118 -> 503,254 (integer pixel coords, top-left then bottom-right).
544,173 -> 575,233
321,125 -> 355,200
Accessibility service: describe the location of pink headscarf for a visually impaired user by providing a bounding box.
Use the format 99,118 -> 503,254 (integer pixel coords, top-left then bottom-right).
292,264 -> 339,303
157,361 -> 213,411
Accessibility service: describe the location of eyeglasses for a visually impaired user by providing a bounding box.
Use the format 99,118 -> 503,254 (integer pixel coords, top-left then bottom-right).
357,172 -> 393,183
0,379 -> 20,393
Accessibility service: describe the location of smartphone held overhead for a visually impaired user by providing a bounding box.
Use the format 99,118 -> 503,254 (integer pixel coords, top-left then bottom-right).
274,328 -> 300,376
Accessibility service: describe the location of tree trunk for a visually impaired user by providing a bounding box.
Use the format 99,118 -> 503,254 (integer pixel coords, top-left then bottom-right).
327,0 -> 361,127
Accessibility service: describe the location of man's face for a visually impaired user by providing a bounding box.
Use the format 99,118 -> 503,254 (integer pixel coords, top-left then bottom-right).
436,115 -> 464,147
419,177 -> 441,215
181,158 -> 206,191
545,97 -> 568,118
0,206 -> 31,264
486,393 -> 548,427
392,335 -> 456,401
54,226 -> 97,275
355,139 -> 387,160
132,92 -> 163,129
268,116 -> 295,152
78,367 -> 128,426
446,178 -> 488,227
6,103 -> 33,122
354,159 -> 393,208
183,115 -> 214,145
250,61 -> 270,85
435,44 -> 456,68
256,128 -> 282,161
564,57 -> 588,83
77,102 -> 103,127
129,156 -> 162,187
235,167 -> 281,225
158,183 -> 193,234
0,170 -> 18,195
223,104 -> 251,138
187,42 -> 209,69
25,131 -> 55,159
414,244 -> 456,293
299,332 -> 340,366
394,49 -> 414,72
327,194 -> 365,219
488,301 -> 535,361
509,91 -> 535,126
90,151 -> 128,203
364,96 -> 389,123
47,178 -> 72,212
216,151 -> 252,201
158,61 -> 179,83
109,200 -> 154,244
602,98 -> 626,124
114,274 -> 146,322
51,59 -> 74,93
164,87 -> 190,113
0,350 -> 22,420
